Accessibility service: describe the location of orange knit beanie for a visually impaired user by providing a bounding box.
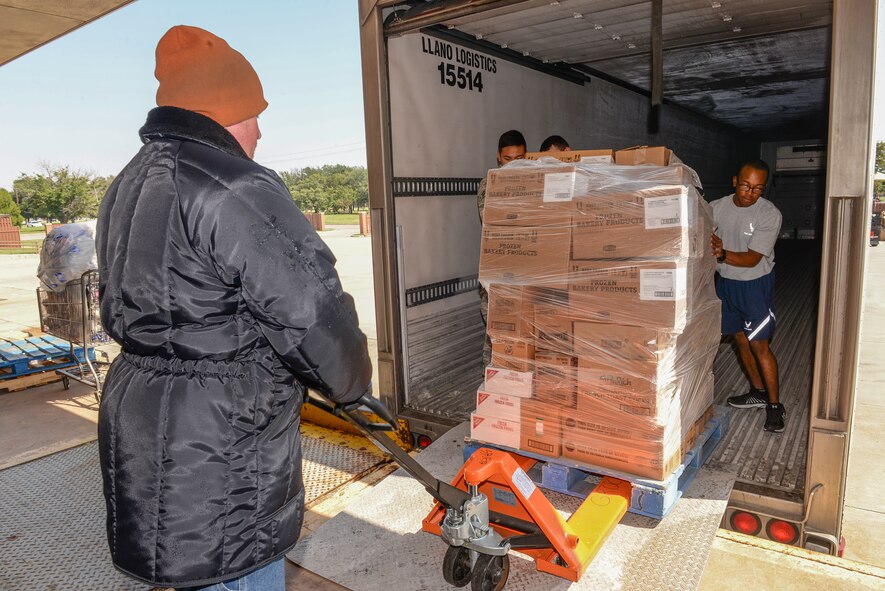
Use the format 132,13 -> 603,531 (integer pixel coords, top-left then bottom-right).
155,25 -> 268,127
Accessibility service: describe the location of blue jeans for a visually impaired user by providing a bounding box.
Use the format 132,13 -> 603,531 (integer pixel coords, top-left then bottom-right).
179,558 -> 285,591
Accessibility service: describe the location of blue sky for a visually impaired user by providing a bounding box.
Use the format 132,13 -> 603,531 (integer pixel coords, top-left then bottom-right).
0,0 -> 367,190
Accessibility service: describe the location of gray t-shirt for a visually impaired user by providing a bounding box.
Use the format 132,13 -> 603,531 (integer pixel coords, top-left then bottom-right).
711,194 -> 782,281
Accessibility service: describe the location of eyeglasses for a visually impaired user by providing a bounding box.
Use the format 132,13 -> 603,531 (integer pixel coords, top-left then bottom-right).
737,182 -> 766,195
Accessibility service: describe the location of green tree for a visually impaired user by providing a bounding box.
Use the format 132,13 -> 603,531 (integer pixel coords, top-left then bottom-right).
12,165 -> 112,223
281,168 -> 330,213
876,141 -> 885,174
0,188 -> 24,226
280,165 -> 368,214
337,165 -> 368,212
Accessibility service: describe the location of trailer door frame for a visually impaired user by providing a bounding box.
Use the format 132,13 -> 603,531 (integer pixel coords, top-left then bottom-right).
359,0 -> 405,417
804,0 -> 877,553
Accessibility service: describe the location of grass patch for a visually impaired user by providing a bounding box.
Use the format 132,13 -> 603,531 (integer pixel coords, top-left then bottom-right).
0,247 -> 40,255
20,226 -> 46,234
0,239 -> 43,254
323,213 -> 361,225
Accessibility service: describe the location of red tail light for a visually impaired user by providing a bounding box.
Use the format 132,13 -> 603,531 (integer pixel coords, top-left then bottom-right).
766,519 -> 799,545
417,434 -> 433,448
730,511 -> 762,536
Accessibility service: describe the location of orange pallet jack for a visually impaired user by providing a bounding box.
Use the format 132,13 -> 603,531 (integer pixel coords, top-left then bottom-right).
309,394 -> 632,591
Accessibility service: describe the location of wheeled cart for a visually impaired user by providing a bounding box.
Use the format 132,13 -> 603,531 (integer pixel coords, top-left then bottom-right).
36,270 -> 109,401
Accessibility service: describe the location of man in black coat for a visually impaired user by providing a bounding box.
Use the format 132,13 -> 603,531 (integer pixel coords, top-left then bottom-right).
96,25 -> 372,590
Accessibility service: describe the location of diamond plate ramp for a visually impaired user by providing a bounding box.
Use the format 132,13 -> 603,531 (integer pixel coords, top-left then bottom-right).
301,425 -> 389,504
0,428 -> 386,590
288,422 -> 738,591
0,443 -> 145,591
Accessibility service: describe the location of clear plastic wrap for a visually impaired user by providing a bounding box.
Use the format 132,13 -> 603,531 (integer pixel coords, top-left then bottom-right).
472,155 -> 722,480
37,221 -> 98,292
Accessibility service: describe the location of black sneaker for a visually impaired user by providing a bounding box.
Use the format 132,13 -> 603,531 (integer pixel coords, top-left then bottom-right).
764,403 -> 786,433
727,388 -> 768,409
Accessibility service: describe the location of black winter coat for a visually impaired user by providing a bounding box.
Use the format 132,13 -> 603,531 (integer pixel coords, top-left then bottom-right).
96,107 -> 372,587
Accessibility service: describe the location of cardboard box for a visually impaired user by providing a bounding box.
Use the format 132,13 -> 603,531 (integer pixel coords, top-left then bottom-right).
572,304 -> 720,383
562,391 -> 714,480
562,411 -> 676,446
561,426 -> 682,481
471,413 -> 520,449
479,226 -> 570,288
535,383 -> 577,408
682,369 -> 716,429
687,258 -> 718,320
576,359 -> 669,397
475,389 -> 522,422
571,188 -> 698,259
572,321 -> 677,365
533,300 -> 573,353
487,285 -> 535,340
525,149 -> 614,165
484,366 -> 533,398
491,338 -> 535,373
575,385 -> 676,419
533,350 -> 577,408
575,358 -> 713,420
572,317 -> 711,397
561,406 -> 690,481
585,163 -> 695,191
568,259 -> 689,330
483,166 -> 589,227
614,146 -> 672,166
531,288 -> 599,353
520,400 -> 562,457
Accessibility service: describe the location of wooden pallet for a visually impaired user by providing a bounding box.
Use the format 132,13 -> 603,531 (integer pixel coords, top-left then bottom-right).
0,336 -> 93,379
464,406 -> 730,520
0,371 -> 64,393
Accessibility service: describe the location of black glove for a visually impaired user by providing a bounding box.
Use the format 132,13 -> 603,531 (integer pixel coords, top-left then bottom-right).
341,381 -> 373,414
341,384 -> 397,431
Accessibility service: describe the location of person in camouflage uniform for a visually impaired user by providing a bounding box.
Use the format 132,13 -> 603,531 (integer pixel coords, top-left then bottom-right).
478,130 -> 527,365
477,130 -> 528,224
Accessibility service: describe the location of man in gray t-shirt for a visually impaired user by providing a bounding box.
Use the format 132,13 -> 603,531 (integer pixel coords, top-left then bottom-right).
710,160 -> 786,433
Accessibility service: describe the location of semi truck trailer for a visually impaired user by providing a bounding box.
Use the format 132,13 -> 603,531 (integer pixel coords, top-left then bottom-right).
357,0 -> 877,555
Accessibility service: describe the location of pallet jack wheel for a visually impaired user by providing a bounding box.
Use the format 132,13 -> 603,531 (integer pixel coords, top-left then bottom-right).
470,553 -> 509,591
62,376 -> 70,390
442,545 -> 472,587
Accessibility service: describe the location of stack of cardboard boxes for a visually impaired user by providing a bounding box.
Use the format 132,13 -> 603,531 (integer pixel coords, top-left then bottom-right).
471,147 -> 722,480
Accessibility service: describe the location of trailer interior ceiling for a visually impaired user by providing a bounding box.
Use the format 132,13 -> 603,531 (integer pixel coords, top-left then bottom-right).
391,0 -> 833,140
0,1 -> 134,67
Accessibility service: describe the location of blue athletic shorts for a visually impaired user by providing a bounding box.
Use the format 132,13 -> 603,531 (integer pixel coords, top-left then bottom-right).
715,272 -> 776,341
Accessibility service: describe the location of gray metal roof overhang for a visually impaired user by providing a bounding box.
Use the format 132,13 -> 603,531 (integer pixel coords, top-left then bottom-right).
387,0 -> 834,139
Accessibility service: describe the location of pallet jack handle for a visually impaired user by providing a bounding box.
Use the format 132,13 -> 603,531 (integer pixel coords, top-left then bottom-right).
306,392 -> 472,510
306,392 -> 545,538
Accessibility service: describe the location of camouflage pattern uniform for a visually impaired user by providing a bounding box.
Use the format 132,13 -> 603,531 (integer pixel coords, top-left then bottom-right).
477,177 -> 487,223
477,177 -> 491,366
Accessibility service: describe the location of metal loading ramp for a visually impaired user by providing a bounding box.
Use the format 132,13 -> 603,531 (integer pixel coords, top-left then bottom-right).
0,424 -> 387,591
288,422 -> 738,591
